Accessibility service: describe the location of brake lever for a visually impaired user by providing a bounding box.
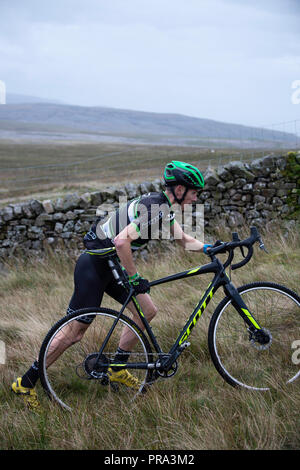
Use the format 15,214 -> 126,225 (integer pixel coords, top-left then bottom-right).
232,232 -> 240,242
232,232 -> 246,258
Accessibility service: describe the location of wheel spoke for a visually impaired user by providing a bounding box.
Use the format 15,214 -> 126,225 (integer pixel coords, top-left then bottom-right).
209,283 -> 300,390
39,309 -> 152,410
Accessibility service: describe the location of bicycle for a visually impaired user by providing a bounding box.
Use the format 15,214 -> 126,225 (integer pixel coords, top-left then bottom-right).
38,227 -> 300,411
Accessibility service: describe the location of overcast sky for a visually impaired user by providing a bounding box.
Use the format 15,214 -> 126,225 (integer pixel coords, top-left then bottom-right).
0,0 -> 300,128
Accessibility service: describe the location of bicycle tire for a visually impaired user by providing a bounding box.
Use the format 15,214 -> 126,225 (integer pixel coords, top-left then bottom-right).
39,307 -> 153,411
208,282 -> 300,390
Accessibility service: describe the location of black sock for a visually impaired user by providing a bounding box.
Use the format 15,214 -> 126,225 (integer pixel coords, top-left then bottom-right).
112,347 -> 130,371
21,360 -> 39,388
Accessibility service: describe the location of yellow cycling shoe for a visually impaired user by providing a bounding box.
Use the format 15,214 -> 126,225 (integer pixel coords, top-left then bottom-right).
108,368 -> 141,390
11,377 -> 41,412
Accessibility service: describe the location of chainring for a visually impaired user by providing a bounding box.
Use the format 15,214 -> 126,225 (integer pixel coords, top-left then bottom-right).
155,359 -> 178,379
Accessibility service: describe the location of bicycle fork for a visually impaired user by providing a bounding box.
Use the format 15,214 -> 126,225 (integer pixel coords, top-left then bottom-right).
159,278 -> 271,374
224,282 -> 270,345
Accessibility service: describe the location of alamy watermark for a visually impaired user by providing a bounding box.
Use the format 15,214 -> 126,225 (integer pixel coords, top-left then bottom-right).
94,196 -> 205,249
291,80 -> 300,104
0,340 -> 6,365
0,80 -> 6,105
291,340 -> 300,365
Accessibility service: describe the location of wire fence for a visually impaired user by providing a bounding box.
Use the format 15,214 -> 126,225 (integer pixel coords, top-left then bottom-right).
0,119 -> 299,198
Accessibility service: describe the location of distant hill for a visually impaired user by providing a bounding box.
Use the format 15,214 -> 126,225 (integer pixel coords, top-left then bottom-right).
0,100 -> 296,147
6,93 -> 65,105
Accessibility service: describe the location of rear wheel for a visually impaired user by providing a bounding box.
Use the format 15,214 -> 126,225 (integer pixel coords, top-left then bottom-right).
39,307 -> 153,411
208,282 -> 300,390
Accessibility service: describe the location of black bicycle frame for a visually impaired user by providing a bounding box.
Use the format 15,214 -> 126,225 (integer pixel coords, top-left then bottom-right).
107,256 -> 264,372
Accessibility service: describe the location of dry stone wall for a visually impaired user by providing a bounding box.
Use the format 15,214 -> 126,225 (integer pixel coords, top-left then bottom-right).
0,153 -> 299,259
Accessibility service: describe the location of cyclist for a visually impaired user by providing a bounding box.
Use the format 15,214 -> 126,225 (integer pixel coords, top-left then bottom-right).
12,161 -> 212,410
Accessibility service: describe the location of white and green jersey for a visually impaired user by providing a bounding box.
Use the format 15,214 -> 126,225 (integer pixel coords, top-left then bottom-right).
84,191 -> 175,250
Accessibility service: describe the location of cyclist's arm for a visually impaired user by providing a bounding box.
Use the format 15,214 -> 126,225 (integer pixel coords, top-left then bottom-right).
113,222 -> 140,277
171,220 -> 205,251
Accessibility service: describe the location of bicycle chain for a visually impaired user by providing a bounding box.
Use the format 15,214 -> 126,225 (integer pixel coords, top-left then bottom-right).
76,352 -> 175,384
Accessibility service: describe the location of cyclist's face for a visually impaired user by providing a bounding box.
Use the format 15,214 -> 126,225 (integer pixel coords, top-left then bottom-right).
182,188 -> 198,206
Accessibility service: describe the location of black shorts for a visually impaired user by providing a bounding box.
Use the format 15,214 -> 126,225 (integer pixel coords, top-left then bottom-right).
67,239 -> 128,324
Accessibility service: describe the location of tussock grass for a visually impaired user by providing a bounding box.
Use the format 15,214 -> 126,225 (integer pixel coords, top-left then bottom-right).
0,226 -> 299,450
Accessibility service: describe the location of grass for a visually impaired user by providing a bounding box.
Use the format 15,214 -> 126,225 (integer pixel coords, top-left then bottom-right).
0,139 -> 284,203
0,224 -> 299,450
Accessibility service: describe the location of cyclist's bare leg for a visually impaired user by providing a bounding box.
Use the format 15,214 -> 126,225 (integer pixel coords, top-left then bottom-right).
119,293 -> 157,351
35,293 -> 155,372
39,294 -> 155,370
44,321 -> 90,368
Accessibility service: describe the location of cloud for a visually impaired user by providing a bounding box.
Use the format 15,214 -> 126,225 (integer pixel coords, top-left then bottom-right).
0,0 -> 299,126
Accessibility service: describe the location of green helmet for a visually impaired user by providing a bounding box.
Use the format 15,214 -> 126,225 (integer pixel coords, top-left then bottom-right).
164,161 -> 205,190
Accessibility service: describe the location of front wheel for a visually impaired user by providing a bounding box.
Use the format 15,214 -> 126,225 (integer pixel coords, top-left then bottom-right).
208,282 -> 300,390
39,307 -> 153,411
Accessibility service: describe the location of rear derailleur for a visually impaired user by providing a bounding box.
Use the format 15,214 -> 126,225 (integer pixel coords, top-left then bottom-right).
76,352 -> 119,390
